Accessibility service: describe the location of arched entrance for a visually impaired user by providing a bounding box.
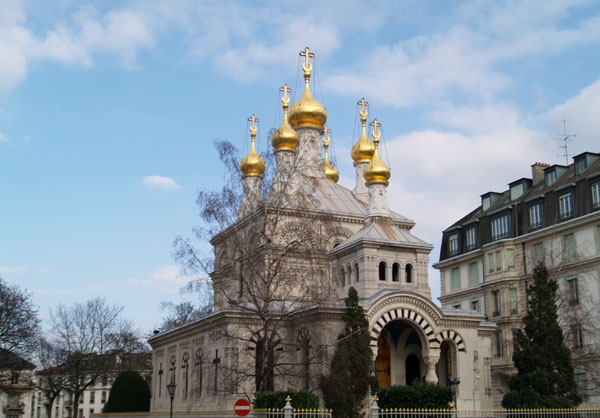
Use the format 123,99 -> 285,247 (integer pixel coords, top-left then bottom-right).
374,320 -> 424,387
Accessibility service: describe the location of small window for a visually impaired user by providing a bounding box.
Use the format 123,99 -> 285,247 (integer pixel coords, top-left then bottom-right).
534,243 -> 544,264
546,169 -> 557,186
469,262 -> 478,285
378,261 -> 386,281
559,192 -> 574,220
507,249 -> 515,269
101,392 -> 107,403
492,290 -> 501,317
509,288 -> 518,315
495,251 -> 502,272
451,267 -> 460,290
448,233 -> 459,255
488,253 -> 495,273
495,330 -> 504,358
354,264 -> 359,282
392,263 -> 400,282
465,226 -> 477,251
453,303 -> 461,310
568,277 -> 579,306
470,299 -> 480,312
491,214 -> 510,240
90,391 -> 95,403
592,182 -> 600,209
529,203 -> 543,230
11,372 -> 19,384
405,264 -> 413,283
570,321 -> 584,350
564,233 -> 576,260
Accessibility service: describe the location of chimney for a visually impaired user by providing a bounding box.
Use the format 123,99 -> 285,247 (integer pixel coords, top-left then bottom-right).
531,162 -> 550,186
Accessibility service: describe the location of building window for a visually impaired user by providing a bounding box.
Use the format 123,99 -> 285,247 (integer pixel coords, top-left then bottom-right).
529,203 -> 543,230
378,261 -> 386,281
90,391 -> 95,403
451,267 -> 460,290
469,262 -> 478,286
10,372 -> 19,384
491,214 -> 510,240
488,253 -> 495,273
495,251 -> 502,272
392,263 -> 399,282
507,249 -> 515,269
449,233 -> 459,255
592,182 -> 600,209
509,288 -> 518,315
574,367 -> 587,399
354,264 -> 359,282
405,264 -> 413,283
570,321 -> 584,350
101,392 -> 107,403
546,169 -> 557,186
495,330 -> 503,357
453,302 -> 461,310
559,192 -> 574,220
471,299 -> 480,312
568,277 -> 579,306
534,243 -> 544,264
465,226 -> 477,251
492,290 -> 501,317
564,233 -> 576,260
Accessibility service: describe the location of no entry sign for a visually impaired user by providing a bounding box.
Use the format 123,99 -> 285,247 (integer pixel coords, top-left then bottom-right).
234,398 -> 251,417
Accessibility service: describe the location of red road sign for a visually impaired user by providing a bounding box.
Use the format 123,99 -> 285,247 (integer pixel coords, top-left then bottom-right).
234,398 -> 251,417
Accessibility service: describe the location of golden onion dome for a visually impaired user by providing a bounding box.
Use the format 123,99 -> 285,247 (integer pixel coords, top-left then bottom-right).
322,127 -> 339,183
240,115 -> 266,178
363,119 -> 391,186
351,98 -> 375,164
288,47 -> 327,132
271,84 -> 299,152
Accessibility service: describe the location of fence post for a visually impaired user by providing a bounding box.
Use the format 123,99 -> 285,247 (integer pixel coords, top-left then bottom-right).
284,396 -> 293,418
370,395 -> 380,418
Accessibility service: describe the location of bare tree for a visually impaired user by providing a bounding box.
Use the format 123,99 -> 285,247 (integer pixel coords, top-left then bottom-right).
159,300 -> 213,332
0,277 -> 40,360
34,339 -> 68,418
47,297 -> 145,418
173,138 -> 343,394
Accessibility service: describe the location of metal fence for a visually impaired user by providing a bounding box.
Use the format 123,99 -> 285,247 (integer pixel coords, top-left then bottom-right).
373,409 -> 600,418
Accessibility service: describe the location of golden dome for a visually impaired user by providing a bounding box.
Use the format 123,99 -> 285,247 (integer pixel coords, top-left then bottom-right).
363,119 -> 391,186
322,127 -> 339,183
351,98 -> 375,164
271,84 -> 299,152
240,115 -> 266,178
288,47 -> 327,132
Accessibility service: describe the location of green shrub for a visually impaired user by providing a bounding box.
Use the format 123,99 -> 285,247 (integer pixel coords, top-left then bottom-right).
377,383 -> 453,410
253,390 -> 320,409
102,370 -> 150,412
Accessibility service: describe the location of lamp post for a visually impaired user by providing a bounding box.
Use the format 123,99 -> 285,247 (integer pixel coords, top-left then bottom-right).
166,379 -> 176,418
448,377 -> 460,415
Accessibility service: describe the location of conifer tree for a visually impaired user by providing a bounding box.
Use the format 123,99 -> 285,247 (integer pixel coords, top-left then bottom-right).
103,370 -> 151,412
502,262 -> 581,408
321,287 -> 378,418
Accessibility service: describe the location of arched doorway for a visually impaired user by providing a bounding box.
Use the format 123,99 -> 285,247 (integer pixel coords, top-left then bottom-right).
374,320 -> 424,387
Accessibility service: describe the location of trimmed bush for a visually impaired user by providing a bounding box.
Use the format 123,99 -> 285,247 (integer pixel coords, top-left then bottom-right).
103,370 -> 150,412
377,382 -> 453,410
253,390 -> 320,409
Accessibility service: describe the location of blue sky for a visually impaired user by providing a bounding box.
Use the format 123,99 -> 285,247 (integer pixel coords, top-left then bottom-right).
1,0 -> 600,334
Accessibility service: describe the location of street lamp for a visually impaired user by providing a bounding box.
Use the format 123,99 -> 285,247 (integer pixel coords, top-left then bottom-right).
166,378 -> 176,418
448,377 -> 460,413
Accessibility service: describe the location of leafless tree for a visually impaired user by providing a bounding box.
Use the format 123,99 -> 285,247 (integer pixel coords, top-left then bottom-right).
47,297 -> 146,418
0,277 -> 40,360
159,300 -> 213,332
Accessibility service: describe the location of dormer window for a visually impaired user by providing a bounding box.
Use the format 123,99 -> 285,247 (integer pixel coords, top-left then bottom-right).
491,213 -> 510,241
559,192 -> 574,220
592,182 -> 600,210
448,233 -> 459,255
529,202 -> 543,230
546,169 -> 557,186
465,226 -> 477,251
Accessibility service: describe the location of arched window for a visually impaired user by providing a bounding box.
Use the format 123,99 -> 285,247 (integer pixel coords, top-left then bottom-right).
392,263 -> 400,282
346,266 -> 352,286
354,263 -> 360,282
379,261 -> 387,281
406,264 -> 413,283
339,268 -> 346,288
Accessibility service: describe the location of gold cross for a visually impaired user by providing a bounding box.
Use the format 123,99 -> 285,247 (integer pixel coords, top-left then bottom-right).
370,118 -> 381,143
248,114 -> 259,136
280,84 -> 292,105
358,97 -> 369,119
299,47 -> 315,73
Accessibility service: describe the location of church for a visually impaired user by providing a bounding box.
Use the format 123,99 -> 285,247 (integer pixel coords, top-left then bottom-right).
148,48 -> 496,412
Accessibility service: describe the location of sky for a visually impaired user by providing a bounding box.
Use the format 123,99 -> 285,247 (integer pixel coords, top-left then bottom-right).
1,0 -> 600,336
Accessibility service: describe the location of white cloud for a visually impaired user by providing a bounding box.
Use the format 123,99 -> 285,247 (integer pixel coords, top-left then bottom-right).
0,265 -> 27,275
141,175 -> 181,190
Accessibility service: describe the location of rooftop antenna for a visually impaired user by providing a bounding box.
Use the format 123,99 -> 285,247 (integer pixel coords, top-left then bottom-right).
557,119 -> 575,165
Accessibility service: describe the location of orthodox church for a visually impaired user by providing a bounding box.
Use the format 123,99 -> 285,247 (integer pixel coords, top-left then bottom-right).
148,48 -> 495,412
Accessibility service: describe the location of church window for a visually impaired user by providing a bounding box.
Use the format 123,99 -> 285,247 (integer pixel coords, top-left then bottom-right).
392,263 -> 400,282
378,262 -> 386,281
405,264 -> 413,283
339,268 -> 345,287
347,266 -> 352,286
354,264 -> 360,282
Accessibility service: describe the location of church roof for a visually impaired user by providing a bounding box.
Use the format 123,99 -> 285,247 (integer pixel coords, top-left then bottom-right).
331,217 -> 432,254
